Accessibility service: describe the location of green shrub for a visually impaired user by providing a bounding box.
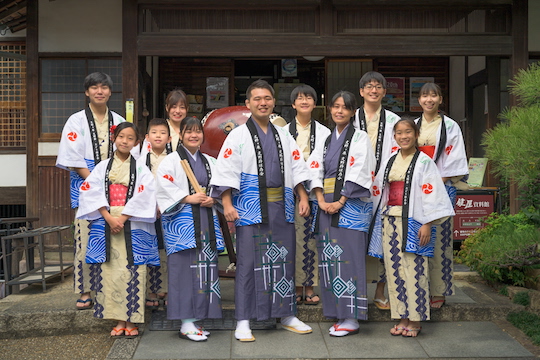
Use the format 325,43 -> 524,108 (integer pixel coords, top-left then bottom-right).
508,311 -> 540,346
457,212 -> 540,286
499,285 -> 509,297
513,291 -> 530,306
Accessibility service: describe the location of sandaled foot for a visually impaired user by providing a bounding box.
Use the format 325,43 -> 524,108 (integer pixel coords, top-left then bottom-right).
76,298 -> 93,310
281,316 -> 312,334
145,298 -> 159,310
329,325 -> 359,337
296,294 -> 304,305
430,296 -> 445,309
124,327 -> 139,338
402,327 -> 422,337
235,329 -> 255,342
179,330 -> 207,342
374,298 -> 390,310
390,325 -> 407,336
110,327 -> 126,337
304,294 -> 320,305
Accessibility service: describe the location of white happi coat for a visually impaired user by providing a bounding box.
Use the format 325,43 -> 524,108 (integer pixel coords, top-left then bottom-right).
368,151 -> 455,258
307,128 -> 376,232
56,109 -> 125,208
354,108 -> 400,165
414,115 -> 469,179
283,120 -> 332,158
210,121 -> 311,226
155,151 -> 225,255
76,156 -> 159,265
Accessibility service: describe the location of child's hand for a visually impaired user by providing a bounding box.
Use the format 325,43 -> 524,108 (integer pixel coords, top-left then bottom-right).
200,196 -> 215,208
418,224 -> 432,246
105,214 -> 124,234
298,198 -> 310,217
184,193 -> 207,205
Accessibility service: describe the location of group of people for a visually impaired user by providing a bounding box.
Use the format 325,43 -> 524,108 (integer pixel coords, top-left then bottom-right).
56,70 -> 468,342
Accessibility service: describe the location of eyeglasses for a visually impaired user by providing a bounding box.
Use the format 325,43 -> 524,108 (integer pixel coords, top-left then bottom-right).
364,84 -> 383,91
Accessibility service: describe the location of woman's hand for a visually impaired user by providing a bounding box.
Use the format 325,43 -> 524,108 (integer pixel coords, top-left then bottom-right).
418,224 -> 432,246
200,195 -> 215,208
183,193 -> 207,205
326,201 -> 344,215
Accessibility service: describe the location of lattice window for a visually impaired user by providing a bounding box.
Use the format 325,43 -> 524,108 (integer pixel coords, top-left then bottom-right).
0,43 -> 26,150
40,58 -> 123,135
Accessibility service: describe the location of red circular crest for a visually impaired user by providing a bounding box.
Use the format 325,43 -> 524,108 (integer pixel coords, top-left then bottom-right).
67,132 -> 77,142
138,185 -> 144,193
391,146 -> 399,153
223,148 -> 233,159
147,142 -> 152,151
445,145 -> 453,155
292,149 -> 301,161
349,156 -> 355,167
80,181 -> 90,191
372,185 -> 380,197
310,161 -> 320,169
422,183 -> 434,194
163,174 -> 174,182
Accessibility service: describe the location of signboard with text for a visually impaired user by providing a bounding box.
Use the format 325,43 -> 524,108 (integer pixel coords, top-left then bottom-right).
453,191 -> 495,240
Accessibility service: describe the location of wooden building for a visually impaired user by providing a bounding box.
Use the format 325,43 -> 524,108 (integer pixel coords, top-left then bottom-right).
0,0 -> 536,227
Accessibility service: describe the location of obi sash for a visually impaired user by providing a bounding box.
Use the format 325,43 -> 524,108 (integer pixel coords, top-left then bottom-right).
418,145 -> 435,159
388,181 -> 404,206
109,184 -> 128,206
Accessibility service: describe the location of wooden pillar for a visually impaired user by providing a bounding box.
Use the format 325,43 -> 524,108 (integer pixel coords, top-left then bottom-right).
123,0 -> 138,122
26,0 -> 39,222
485,56 -> 500,188
509,0 -> 528,214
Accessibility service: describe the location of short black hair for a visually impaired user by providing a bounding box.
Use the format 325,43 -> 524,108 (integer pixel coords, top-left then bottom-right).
330,90 -> 357,112
147,118 -> 170,136
246,79 -> 274,100
84,72 -> 113,91
112,121 -> 140,142
290,84 -> 318,104
359,71 -> 387,89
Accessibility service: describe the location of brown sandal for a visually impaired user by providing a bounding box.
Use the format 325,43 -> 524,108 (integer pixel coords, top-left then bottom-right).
304,294 -> 319,305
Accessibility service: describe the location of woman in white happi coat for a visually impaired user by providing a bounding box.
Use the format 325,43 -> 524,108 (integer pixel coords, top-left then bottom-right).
368,118 -> 455,337
55,72 -> 126,309
77,122 -> 159,337
308,91 -> 376,337
156,117 -> 225,342
415,83 -> 468,309
284,84 -> 331,306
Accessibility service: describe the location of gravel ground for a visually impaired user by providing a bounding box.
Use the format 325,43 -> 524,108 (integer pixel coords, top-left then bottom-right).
0,333 -> 115,360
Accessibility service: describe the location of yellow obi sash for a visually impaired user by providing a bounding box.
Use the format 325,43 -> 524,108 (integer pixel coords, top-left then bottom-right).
267,187 -> 284,202
323,178 -> 336,194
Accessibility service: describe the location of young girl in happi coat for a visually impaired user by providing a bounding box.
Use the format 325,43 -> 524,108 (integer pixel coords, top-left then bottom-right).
156,117 -> 225,342
77,122 -> 159,337
308,91 -> 376,337
368,118 -> 455,337
415,83 -> 469,309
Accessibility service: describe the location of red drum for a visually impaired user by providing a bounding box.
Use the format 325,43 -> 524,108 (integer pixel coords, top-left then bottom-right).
201,106 -> 252,158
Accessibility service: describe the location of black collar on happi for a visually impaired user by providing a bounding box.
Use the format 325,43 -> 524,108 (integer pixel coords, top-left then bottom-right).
104,155 -> 137,265
85,107 -> 114,165
176,146 -> 216,251
288,118 -> 317,155
356,106 -> 386,174
416,111 -> 447,164
246,118 -> 285,224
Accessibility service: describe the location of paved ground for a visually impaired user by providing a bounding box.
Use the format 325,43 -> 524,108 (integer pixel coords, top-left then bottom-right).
1,261 -> 539,359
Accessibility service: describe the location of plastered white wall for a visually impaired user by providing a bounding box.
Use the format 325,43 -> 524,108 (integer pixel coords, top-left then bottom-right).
38,142 -> 60,157
0,155 -> 26,186
39,0 -> 122,52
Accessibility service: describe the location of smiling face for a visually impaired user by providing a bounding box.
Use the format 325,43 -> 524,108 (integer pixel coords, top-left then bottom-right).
181,124 -> 204,154
114,126 -> 139,156
330,96 -> 354,130
419,90 -> 443,116
245,88 -> 275,123
85,83 -> 111,107
394,121 -> 418,152
167,100 -> 187,124
292,92 -> 316,118
359,80 -> 386,106
147,124 -> 170,152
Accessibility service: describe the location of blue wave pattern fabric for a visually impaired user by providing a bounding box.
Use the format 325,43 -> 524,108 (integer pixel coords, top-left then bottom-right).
233,173 -> 261,226
405,218 -> 436,257
338,199 -> 372,232
69,158 -> 95,208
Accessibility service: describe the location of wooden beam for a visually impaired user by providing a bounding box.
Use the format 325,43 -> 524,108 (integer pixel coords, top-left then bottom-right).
139,0 -> 320,6
25,0 -> 37,223
138,34 -> 512,57
0,186 -> 25,205
0,0 -> 25,23
123,0 -> 138,120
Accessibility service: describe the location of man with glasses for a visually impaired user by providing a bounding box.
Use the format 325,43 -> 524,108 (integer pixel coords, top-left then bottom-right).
354,71 -> 400,311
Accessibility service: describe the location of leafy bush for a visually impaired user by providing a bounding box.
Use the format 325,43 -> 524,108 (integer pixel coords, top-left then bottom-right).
457,212 -> 540,286
508,311 -> 540,346
499,285 -> 509,297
